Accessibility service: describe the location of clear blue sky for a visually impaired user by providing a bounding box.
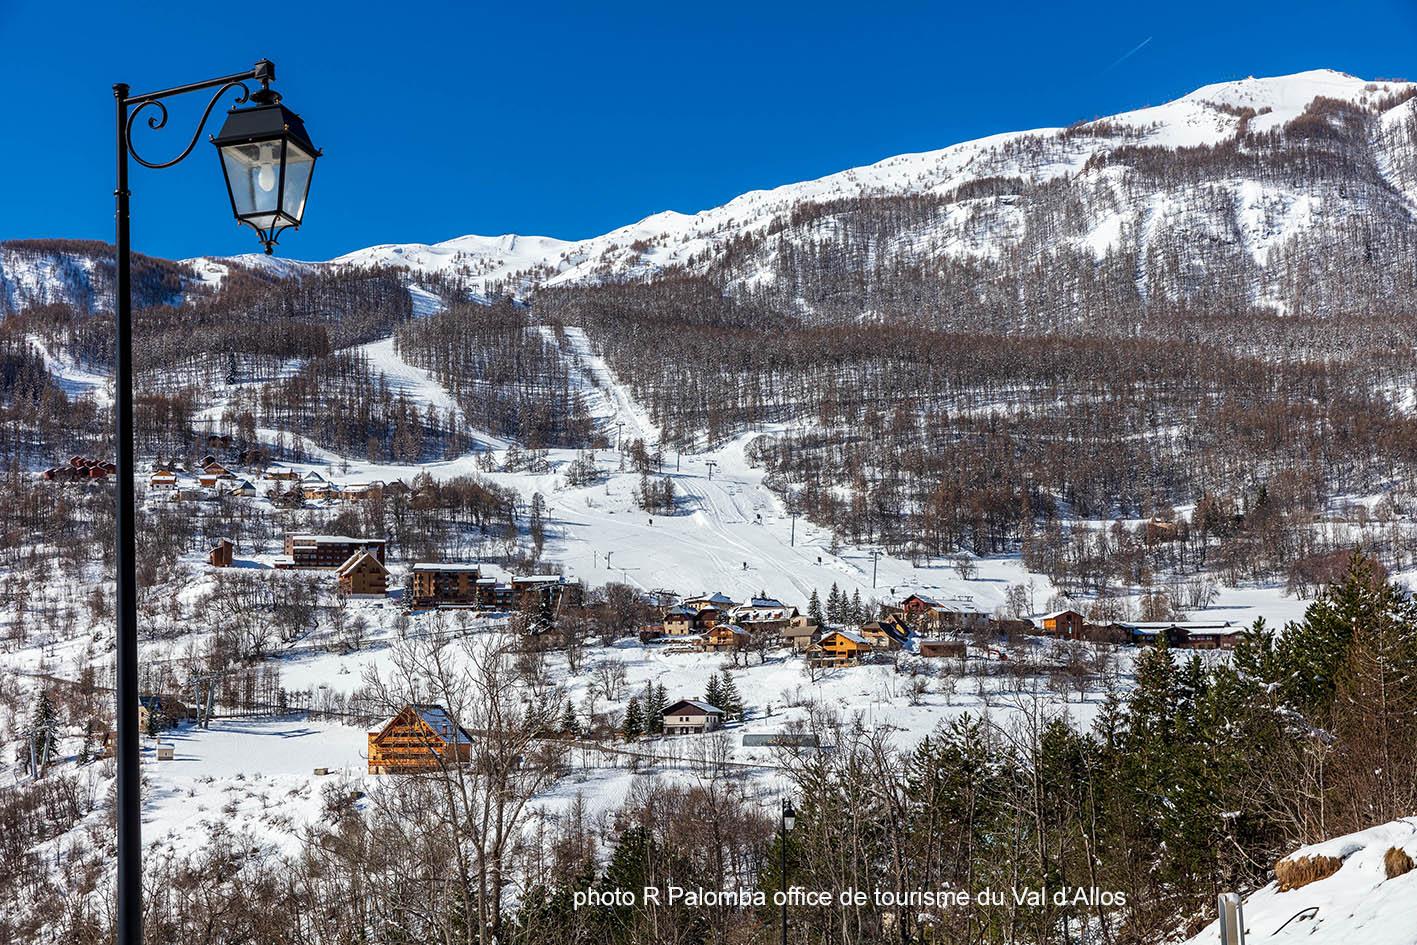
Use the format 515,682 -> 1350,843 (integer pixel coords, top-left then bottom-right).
3,0 -> 1415,261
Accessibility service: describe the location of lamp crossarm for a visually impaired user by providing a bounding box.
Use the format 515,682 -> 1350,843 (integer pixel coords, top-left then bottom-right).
118,60 -> 274,170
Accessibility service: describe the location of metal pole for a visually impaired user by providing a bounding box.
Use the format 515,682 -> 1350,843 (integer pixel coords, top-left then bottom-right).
113,81 -> 142,945
779,807 -> 788,945
872,552 -> 879,588
790,513 -> 796,547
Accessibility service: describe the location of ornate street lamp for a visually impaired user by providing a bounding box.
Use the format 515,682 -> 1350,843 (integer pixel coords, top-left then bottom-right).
112,59 -> 316,945
210,85 -> 321,254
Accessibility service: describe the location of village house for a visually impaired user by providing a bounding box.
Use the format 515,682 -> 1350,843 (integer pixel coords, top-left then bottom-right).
729,597 -> 799,633
781,617 -> 818,652
700,623 -> 752,652
1120,620 -> 1242,650
889,594 -> 990,633
300,471 -> 338,500
338,482 -> 381,502
661,699 -> 726,736
1039,609 -> 1086,639
659,598 -> 735,637
138,694 -> 192,733
918,639 -> 968,659
280,534 -> 387,569
263,466 -> 300,481
149,469 -> 177,489
367,704 -> 474,774
410,563 -> 483,608
682,592 -> 739,612
511,575 -> 571,611
857,620 -> 904,651
222,478 -> 257,497
336,550 -> 389,597
208,538 -> 234,568
662,605 -> 700,636
810,629 -> 870,665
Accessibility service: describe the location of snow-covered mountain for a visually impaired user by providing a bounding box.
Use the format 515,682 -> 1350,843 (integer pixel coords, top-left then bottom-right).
0,239 -> 195,316
216,68 -> 1417,317
7,69 -> 1417,320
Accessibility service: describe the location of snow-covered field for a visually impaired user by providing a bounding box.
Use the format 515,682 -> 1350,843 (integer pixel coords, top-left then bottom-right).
1183,819 -> 1417,945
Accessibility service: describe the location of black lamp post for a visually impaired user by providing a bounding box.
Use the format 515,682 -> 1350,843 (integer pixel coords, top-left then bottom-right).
780,797 -> 796,945
112,59 -> 317,945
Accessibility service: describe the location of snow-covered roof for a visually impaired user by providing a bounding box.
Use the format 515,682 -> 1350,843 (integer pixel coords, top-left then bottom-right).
1121,620 -> 1235,633
288,534 -> 385,544
663,699 -> 724,716
827,629 -> 869,645
1041,609 -> 1081,620
371,704 -> 475,745
411,562 -> 482,572
336,549 -> 388,575
712,624 -> 751,637
687,592 -> 738,606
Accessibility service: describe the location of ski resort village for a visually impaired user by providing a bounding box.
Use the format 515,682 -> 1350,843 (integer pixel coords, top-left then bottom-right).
5,65 -> 1417,945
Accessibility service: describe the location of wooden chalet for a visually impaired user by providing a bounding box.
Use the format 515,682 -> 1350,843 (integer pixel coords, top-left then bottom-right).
662,605 -> 700,636
1039,609 -> 1085,639
149,469 -> 177,488
282,534 -> 387,569
263,466 -> 300,481
662,699 -> 725,736
338,482 -> 381,502
410,563 -> 483,608
682,592 -> 739,612
890,594 -> 990,633
208,538 -> 234,568
300,471 -> 336,500
660,601 -> 728,636
700,623 -> 752,652
367,704 -> 474,774
918,639 -> 967,659
1120,621 -> 1241,650
858,620 -> 904,651
781,618 -> 818,652
336,550 -> 389,597
223,478 -> 257,497
810,629 -> 870,665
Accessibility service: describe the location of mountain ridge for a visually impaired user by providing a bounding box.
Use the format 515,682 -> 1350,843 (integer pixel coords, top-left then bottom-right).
204,68 -> 1416,311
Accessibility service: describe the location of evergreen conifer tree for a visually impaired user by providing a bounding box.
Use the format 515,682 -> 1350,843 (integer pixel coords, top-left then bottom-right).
621,697 -> 643,740
719,671 -> 745,720
26,688 -> 60,775
704,673 -> 724,709
560,702 -> 581,736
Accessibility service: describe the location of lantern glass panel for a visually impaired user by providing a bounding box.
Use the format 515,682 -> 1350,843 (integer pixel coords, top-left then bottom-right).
220,140 -> 285,221
280,140 -> 316,225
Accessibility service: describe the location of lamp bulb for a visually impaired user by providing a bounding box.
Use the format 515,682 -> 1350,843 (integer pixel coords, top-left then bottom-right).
257,162 -> 276,193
